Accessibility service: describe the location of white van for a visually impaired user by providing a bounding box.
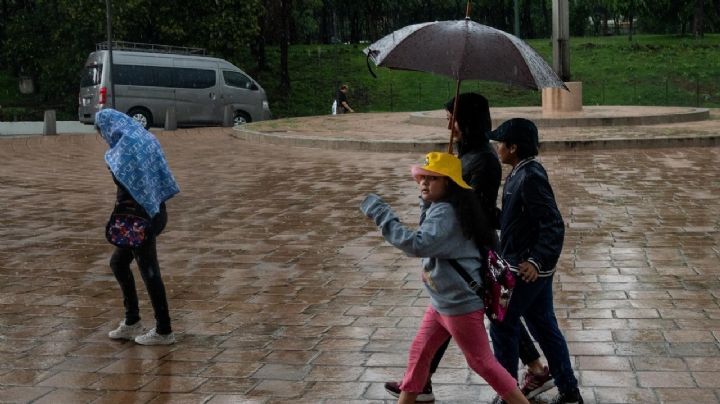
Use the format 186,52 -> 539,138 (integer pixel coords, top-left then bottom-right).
78,42 -> 271,128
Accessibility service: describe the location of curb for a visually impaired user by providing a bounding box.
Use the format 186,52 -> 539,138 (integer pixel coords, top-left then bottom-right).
233,127 -> 720,153
409,107 -> 711,128
540,135 -> 720,151
231,128 -> 447,153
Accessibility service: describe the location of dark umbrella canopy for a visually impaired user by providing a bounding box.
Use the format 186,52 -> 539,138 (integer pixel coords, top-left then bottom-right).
364,19 -> 566,90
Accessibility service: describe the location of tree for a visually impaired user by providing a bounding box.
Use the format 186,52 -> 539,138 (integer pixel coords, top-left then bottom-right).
3,0 -> 104,101
693,0 -> 705,36
254,8 -> 269,72
279,0 -> 292,92
2,0 -> 260,112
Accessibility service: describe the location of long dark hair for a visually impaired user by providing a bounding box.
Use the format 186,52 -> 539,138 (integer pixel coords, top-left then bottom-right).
443,180 -> 494,251
445,92 -> 492,156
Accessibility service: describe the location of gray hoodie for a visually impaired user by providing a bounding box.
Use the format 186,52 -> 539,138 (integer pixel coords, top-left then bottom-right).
361,194 -> 485,316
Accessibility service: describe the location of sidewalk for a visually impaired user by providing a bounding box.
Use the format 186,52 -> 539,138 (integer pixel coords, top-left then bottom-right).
0,115 -> 719,403
0,121 -> 97,136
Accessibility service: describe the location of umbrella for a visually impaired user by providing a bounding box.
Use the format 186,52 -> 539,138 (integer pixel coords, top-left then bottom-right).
364,13 -> 566,152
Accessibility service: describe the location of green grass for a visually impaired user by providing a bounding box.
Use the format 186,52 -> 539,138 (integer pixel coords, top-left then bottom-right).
249,34 -> 720,118
2,34 -> 719,120
569,34 -> 720,107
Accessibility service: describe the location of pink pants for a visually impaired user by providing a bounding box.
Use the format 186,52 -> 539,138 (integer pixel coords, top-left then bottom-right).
399,305 -> 518,399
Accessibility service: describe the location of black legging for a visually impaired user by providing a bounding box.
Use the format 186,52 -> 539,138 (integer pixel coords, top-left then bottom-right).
110,235 -> 172,335
429,320 -> 540,375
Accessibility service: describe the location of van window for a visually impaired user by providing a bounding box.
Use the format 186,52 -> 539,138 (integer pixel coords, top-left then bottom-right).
176,68 -> 216,89
115,65 -> 174,87
80,64 -> 103,87
223,70 -> 253,89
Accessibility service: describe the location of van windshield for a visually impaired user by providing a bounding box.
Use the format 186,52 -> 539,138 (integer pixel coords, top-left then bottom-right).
80,64 -> 102,87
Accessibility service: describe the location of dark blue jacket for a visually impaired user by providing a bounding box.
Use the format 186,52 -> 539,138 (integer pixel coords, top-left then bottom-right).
499,158 -> 564,276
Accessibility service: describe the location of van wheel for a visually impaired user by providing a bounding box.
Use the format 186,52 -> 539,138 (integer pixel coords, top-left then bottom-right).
233,111 -> 251,126
128,108 -> 152,129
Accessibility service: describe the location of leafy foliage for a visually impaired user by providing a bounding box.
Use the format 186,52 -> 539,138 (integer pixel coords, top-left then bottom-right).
1,0 -> 259,111
0,0 -> 718,119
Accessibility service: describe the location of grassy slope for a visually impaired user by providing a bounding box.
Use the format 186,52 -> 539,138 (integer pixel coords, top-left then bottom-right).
2,34 -> 719,120
250,34 -> 720,118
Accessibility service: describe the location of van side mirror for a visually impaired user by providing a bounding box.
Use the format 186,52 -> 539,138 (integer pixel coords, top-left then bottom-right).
249,83 -> 259,91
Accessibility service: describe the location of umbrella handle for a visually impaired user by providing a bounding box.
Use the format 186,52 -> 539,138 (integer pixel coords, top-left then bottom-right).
448,79 -> 463,154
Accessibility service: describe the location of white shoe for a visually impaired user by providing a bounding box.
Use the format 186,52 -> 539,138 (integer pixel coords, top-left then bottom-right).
108,320 -> 143,340
134,328 -> 175,345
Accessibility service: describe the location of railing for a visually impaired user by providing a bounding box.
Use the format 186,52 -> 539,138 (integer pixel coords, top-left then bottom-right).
96,41 -> 206,55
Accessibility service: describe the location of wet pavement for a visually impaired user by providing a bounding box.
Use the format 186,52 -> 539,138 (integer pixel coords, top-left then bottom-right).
236,107 -> 720,152
0,113 -> 719,403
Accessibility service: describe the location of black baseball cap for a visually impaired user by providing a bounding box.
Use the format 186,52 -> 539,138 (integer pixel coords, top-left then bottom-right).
487,118 -> 539,149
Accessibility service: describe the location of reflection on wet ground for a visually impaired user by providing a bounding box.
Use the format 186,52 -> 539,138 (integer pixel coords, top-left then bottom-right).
0,126 -> 718,403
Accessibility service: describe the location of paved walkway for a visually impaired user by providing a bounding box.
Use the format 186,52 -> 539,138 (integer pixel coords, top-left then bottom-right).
0,121 -> 96,137
0,113 -> 719,403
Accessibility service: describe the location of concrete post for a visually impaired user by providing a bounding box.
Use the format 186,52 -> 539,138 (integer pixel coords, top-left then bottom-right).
222,105 -> 234,127
43,110 -> 57,136
552,0 -> 570,81
514,0 -> 520,37
542,81 -> 583,115
164,107 -> 177,131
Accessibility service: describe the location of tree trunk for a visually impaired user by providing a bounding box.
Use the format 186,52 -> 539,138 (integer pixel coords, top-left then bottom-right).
252,3 -> 267,72
521,0 -> 535,38
320,0 -> 331,43
279,0 -> 291,93
0,0 -> 7,46
693,0 -> 705,37
254,26 -> 266,71
613,16 -> 620,35
602,10 -> 609,35
542,0 -> 551,37
628,12 -> 634,41
591,16 -> 599,35
349,9 -> 360,43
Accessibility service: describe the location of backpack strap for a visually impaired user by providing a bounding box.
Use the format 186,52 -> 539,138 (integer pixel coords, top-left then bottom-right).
448,259 -> 483,296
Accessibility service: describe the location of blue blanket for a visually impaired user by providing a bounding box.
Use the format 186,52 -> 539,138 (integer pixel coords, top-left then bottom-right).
96,109 -> 180,218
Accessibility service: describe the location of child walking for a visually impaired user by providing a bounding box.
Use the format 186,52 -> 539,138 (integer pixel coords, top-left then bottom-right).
360,152 -> 528,404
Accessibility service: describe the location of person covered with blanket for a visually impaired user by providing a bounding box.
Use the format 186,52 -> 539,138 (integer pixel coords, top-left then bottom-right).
96,109 -> 180,345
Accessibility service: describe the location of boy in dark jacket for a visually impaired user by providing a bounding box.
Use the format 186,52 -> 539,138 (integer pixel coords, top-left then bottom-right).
488,118 -> 583,404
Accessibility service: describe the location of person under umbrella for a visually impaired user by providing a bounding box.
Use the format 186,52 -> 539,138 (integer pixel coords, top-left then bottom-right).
364,17 -> 567,150
384,94 -> 553,402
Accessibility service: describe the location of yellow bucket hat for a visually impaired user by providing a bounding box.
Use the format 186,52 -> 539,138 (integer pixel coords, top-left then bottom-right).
410,152 -> 471,189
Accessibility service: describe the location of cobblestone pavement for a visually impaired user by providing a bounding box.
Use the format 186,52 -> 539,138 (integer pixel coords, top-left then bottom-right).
0,124 -> 719,403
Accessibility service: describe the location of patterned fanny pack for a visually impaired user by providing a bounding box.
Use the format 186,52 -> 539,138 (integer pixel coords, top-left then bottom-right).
105,201 -> 151,248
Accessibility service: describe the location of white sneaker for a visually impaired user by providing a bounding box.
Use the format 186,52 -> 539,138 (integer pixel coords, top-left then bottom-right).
134,328 -> 175,345
108,320 -> 143,340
